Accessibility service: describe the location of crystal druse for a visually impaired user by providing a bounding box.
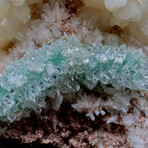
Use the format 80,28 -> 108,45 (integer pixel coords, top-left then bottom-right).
0,35 -> 148,123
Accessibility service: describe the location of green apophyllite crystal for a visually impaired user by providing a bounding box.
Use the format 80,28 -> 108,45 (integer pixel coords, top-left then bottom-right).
0,35 -> 148,122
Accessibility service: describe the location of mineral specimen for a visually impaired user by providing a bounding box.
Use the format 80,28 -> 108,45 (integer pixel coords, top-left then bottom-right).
0,35 -> 147,123
1,0 -> 148,148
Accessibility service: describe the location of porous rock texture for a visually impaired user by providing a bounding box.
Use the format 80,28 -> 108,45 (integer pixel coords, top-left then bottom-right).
1,102 -> 129,148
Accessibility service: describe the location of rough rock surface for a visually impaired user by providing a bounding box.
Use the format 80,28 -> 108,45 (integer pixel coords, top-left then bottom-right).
1,102 -> 129,148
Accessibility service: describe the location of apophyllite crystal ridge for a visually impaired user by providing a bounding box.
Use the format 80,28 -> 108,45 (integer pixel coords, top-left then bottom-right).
0,35 -> 147,123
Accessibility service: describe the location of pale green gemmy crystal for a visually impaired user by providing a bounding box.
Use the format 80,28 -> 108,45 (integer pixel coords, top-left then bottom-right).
0,35 -> 148,122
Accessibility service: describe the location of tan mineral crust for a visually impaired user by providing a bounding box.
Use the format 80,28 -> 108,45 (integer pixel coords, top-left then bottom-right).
0,0 -> 148,148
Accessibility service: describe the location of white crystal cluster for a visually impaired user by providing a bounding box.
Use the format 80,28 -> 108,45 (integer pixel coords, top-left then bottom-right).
0,0 -> 40,49
81,0 -> 148,45
0,1 -> 103,73
72,88 -> 148,148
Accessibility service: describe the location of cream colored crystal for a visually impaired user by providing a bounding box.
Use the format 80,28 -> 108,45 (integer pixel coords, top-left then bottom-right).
113,1 -> 141,22
12,1 -> 30,23
104,0 -> 127,11
0,0 -> 10,21
81,0 -> 148,45
138,19 -> 148,37
0,0 -> 41,49
1,9 -> 24,37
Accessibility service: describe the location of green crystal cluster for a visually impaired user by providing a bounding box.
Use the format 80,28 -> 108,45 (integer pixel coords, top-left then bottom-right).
0,35 -> 148,122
